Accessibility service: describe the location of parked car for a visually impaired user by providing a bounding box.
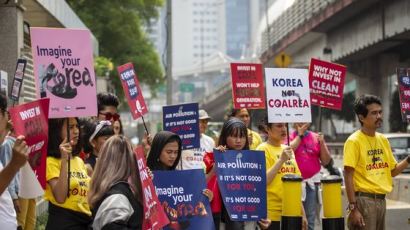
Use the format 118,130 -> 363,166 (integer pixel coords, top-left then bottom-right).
385,133 -> 410,173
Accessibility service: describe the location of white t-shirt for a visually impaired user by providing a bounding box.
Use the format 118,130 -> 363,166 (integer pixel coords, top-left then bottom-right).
178,134 -> 215,170
0,162 -> 17,229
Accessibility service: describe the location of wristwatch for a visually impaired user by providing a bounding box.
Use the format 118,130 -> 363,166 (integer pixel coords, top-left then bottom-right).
348,202 -> 357,211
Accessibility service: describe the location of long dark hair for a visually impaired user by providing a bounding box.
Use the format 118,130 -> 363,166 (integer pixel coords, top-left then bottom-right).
48,118 -> 82,158
218,118 -> 249,150
147,131 -> 182,170
81,119 -> 114,154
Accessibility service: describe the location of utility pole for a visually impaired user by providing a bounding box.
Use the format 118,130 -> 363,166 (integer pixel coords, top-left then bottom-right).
166,0 -> 173,105
265,0 -> 271,50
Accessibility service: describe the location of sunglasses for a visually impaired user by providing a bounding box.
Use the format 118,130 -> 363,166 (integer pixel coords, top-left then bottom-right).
99,112 -> 120,121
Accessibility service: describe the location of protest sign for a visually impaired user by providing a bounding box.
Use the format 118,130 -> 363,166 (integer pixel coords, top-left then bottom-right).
265,68 -> 311,123
30,27 -> 97,118
9,98 -> 50,189
397,68 -> 410,122
214,150 -> 267,221
308,58 -> 346,110
162,103 -> 200,150
135,146 -> 169,230
10,59 -> 27,102
153,169 -> 215,230
230,63 -> 266,109
117,63 -> 148,119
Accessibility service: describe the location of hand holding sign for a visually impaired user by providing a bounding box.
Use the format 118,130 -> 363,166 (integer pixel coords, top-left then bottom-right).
59,138 -> 72,160
280,146 -> 293,162
11,136 -> 28,169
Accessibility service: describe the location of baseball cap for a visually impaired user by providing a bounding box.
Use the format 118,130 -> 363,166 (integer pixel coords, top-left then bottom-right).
199,109 -> 211,120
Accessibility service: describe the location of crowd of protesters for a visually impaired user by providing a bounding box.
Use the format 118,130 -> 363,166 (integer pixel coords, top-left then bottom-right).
0,92 -> 409,230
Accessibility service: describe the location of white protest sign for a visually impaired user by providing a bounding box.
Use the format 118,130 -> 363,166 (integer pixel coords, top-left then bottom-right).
264,68 -> 311,123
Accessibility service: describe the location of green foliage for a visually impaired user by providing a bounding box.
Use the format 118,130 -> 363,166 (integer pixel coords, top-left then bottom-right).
67,0 -> 165,95
35,211 -> 48,230
312,91 -> 356,123
94,56 -> 113,77
389,89 -> 408,132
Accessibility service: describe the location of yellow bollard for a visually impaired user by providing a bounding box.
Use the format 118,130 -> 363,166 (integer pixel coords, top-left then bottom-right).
281,174 -> 303,230
321,175 -> 344,230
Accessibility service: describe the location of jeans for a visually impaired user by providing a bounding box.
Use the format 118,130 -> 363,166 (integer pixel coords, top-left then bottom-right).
303,184 -> 319,230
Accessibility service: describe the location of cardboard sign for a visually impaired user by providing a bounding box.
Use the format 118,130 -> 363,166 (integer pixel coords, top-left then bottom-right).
135,146 -> 170,230
30,27 -> 97,118
230,63 -> 266,109
308,58 -> 346,110
153,170 -> 215,230
397,68 -> 410,122
9,98 -> 50,189
214,150 -> 267,221
117,63 -> 148,119
162,103 -> 200,150
265,68 -> 311,123
10,59 -> 27,102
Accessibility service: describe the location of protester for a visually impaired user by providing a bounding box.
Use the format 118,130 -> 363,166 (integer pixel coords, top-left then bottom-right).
82,120 -> 114,176
97,92 -> 120,123
0,93 -> 28,230
45,117 -> 91,229
289,123 -> 333,230
0,121 -> 37,230
88,135 -> 143,229
177,109 -> 215,170
113,119 -> 124,135
229,108 -> 262,150
344,94 -> 410,230
256,120 -> 307,230
146,131 -> 182,171
0,124 -> 19,216
204,118 -> 270,230
147,130 -> 213,227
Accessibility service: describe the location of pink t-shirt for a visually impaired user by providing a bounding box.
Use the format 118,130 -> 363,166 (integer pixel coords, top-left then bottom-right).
290,131 -> 321,179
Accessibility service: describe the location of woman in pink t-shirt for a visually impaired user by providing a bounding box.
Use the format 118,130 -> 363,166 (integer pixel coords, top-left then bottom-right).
289,123 -> 334,230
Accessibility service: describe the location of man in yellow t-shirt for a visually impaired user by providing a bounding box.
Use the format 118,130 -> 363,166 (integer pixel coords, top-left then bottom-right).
344,94 -> 410,230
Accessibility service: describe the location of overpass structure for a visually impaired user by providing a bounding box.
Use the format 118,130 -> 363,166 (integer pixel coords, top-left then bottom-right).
201,0 -> 410,132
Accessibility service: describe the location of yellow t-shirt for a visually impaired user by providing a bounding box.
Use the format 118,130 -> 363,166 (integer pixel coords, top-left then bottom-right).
256,142 -> 301,221
343,130 -> 397,194
249,129 -> 263,150
45,156 -> 91,216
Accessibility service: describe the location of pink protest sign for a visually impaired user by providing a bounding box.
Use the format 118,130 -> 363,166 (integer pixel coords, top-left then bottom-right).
117,63 -> 148,120
30,27 -> 97,118
134,146 -> 169,230
397,68 -> 410,122
308,58 -> 346,110
9,98 -> 50,189
230,63 -> 266,109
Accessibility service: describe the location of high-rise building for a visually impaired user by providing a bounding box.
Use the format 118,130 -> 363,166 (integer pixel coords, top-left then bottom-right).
225,0 -> 250,59
172,0 -> 226,72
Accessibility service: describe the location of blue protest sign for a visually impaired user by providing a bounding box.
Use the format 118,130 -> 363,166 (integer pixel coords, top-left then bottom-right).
162,103 -> 200,150
153,169 -> 215,230
214,150 -> 267,221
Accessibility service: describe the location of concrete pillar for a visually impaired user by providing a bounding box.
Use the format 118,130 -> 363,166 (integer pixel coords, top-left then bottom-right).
0,1 -> 25,96
352,53 -> 399,132
378,53 -> 399,132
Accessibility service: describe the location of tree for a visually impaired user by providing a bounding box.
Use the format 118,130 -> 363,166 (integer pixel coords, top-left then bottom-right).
311,91 -> 356,135
389,89 -> 408,132
66,0 -> 165,97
